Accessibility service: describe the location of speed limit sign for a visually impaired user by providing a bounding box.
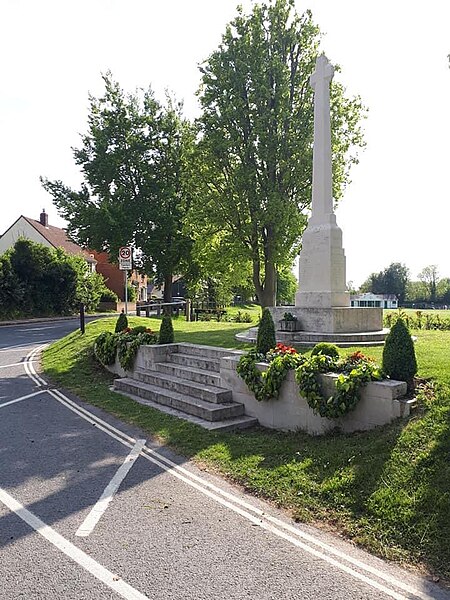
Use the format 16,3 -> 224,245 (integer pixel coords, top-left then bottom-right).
118,246 -> 132,270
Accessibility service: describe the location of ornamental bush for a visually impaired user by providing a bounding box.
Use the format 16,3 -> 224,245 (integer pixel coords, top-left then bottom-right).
256,308 -> 276,355
94,332 -> 118,365
382,318 -> 417,390
115,311 -> 128,333
159,314 -> 175,344
311,342 -> 339,360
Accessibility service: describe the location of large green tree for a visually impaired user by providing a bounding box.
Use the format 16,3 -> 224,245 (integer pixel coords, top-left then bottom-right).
42,74 -> 195,303
360,262 -> 410,304
195,0 -> 366,307
0,239 -> 106,317
418,265 -> 439,303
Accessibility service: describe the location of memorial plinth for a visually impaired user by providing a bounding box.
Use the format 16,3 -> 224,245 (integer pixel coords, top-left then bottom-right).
265,55 -> 386,346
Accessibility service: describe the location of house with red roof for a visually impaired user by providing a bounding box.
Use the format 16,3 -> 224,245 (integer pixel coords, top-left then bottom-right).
0,209 -> 97,271
0,209 -> 148,302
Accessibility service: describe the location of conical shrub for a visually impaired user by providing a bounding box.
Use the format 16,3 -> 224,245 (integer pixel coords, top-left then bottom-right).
382,317 -> 417,390
159,314 -> 175,344
256,308 -> 276,355
115,311 -> 128,333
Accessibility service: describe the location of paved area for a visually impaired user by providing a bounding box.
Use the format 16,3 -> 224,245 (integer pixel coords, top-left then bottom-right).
0,320 -> 449,600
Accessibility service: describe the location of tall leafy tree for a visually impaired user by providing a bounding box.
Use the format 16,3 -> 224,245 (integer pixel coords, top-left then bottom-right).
418,265 -> 439,303
360,262 -> 410,304
41,74 -> 195,303
195,0 -> 366,306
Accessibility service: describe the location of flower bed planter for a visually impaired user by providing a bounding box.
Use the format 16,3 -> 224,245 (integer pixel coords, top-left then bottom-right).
280,319 -> 301,332
220,355 -> 410,435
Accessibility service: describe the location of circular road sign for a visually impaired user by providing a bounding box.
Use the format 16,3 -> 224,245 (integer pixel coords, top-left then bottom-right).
119,246 -> 131,260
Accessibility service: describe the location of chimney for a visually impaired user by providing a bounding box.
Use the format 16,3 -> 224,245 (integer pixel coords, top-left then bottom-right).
40,209 -> 48,227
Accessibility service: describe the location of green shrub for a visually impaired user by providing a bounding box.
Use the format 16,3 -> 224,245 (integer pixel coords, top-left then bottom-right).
234,310 -> 253,323
256,308 -> 276,355
311,342 -> 340,360
382,318 -> 417,390
115,311 -> 128,333
130,325 -> 148,335
100,288 -> 119,302
94,332 -> 118,365
117,330 -> 158,371
159,314 -> 175,344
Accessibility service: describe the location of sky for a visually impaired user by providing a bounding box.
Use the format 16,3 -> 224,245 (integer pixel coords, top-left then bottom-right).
1,0 -> 449,287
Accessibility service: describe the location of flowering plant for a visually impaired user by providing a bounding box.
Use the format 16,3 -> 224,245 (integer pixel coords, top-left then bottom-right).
266,342 -> 298,361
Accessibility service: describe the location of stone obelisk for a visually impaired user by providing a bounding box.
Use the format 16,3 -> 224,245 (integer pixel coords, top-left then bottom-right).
295,54 -> 350,309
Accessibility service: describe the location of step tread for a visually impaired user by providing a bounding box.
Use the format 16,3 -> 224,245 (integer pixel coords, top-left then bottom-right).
135,369 -> 228,395
155,362 -> 220,385
134,369 -> 232,403
112,386 -> 258,432
170,353 -> 221,370
115,378 -> 243,417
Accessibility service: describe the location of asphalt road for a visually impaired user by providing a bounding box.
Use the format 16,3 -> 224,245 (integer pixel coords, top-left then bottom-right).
0,319 -> 449,600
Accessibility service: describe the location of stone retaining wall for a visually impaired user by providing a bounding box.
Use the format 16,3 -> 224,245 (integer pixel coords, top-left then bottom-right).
220,355 -> 409,435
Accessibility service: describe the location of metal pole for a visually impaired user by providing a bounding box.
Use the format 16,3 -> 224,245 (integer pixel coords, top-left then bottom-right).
124,270 -> 128,315
79,302 -> 85,335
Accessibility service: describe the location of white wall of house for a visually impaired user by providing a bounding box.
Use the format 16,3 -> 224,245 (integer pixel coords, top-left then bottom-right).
0,217 -> 51,255
351,293 -> 398,309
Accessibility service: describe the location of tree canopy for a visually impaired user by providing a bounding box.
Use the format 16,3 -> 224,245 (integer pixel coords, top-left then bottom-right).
360,262 -> 410,304
194,0 -> 366,306
0,239 -> 107,318
42,74 -> 195,302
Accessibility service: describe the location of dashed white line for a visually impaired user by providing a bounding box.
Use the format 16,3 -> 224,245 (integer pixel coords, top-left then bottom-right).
75,439 -> 146,537
0,487 -> 150,600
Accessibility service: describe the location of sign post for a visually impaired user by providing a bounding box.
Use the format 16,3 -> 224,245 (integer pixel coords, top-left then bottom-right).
118,247 -> 132,315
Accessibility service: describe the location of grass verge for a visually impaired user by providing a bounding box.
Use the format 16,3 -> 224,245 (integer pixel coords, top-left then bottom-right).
42,317 -> 450,581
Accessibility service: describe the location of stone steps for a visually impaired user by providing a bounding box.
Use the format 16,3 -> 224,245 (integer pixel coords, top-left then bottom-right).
112,386 -> 258,432
175,343 -> 239,360
236,327 -> 387,347
169,352 -> 220,372
155,362 -> 222,387
134,369 -> 232,404
114,377 -> 245,422
113,346 -> 258,431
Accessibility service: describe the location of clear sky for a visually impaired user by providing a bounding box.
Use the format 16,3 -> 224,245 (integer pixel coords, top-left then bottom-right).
1,0 -> 449,287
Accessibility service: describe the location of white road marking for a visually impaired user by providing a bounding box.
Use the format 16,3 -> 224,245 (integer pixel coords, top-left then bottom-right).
0,361 -> 34,369
75,439 -> 146,537
0,390 -> 47,409
24,345 -> 48,386
0,487 -> 150,600
47,388 -> 435,600
0,341 -> 53,352
22,348 -> 438,600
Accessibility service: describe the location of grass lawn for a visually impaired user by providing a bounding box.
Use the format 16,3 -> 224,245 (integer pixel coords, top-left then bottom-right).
42,315 -> 450,581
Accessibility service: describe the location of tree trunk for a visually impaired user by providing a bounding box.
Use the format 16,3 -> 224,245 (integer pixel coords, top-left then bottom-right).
163,273 -> 173,315
252,258 -> 277,308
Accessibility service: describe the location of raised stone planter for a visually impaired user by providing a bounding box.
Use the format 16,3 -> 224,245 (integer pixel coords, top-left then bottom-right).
220,355 -> 410,435
279,319 -> 301,332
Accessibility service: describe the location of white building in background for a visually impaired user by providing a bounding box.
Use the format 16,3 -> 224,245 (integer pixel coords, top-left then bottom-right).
350,293 -> 398,309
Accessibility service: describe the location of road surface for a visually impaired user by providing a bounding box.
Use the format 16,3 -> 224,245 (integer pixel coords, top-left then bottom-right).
0,319 -> 448,600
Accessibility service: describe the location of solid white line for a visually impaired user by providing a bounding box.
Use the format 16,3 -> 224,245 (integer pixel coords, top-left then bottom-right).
0,361 -> 34,369
76,439 -> 146,537
25,345 -> 47,386
0,487 -> 149,600
0,390 -> 47,409
47,389 -> 427,600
